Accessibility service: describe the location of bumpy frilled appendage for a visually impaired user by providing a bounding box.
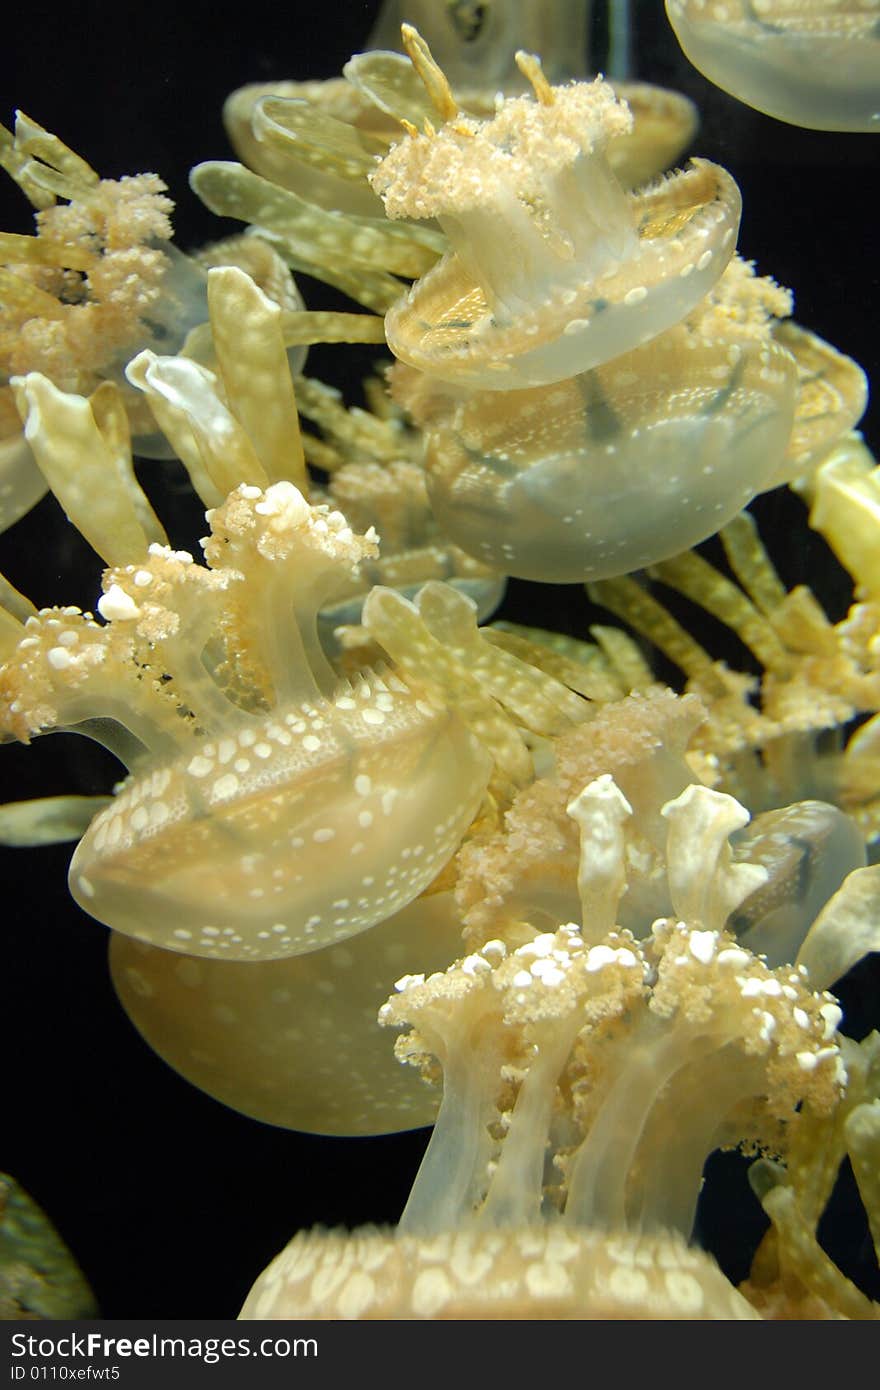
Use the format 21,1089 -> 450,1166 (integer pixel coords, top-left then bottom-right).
665,0 -> 880,132
397,786 -> 846,1235
0,114 -> 204,471
369,30 -> 739,391
393,257 -> 796,582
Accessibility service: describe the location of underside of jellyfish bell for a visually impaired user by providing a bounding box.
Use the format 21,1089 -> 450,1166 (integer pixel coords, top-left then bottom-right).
665,0 -> 880,132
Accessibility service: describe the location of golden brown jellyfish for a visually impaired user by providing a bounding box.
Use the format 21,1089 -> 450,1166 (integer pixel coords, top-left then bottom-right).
369,28 -> 740,391
0,469 -> 480,961
390,256 -> 797,582
0,112 -> 306,533
665,0 -> 880,132
239,780 -> 853,1319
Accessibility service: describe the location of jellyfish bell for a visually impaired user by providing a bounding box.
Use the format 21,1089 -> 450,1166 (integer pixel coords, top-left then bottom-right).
68,659 -> 490,962
665,0 -> 880,133
108,890 -> 462,1136
240,1225 -> 760,1319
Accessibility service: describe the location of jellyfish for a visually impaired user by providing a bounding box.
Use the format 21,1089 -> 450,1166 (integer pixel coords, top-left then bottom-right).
368,30 -> 740,392
239,781 -> 864,1319
1,354 -> 597,962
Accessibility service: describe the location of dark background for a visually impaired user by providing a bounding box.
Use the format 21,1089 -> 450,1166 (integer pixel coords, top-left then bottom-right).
1,2 -> 878,1317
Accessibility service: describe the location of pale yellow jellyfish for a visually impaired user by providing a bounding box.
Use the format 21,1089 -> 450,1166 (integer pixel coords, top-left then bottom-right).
240,782 -> 850,1319
390,256 -> 796,581
1,354 -> 597,962
0,469 -> 481,960
369,29 -> 740,391
665,0 -> 880,132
